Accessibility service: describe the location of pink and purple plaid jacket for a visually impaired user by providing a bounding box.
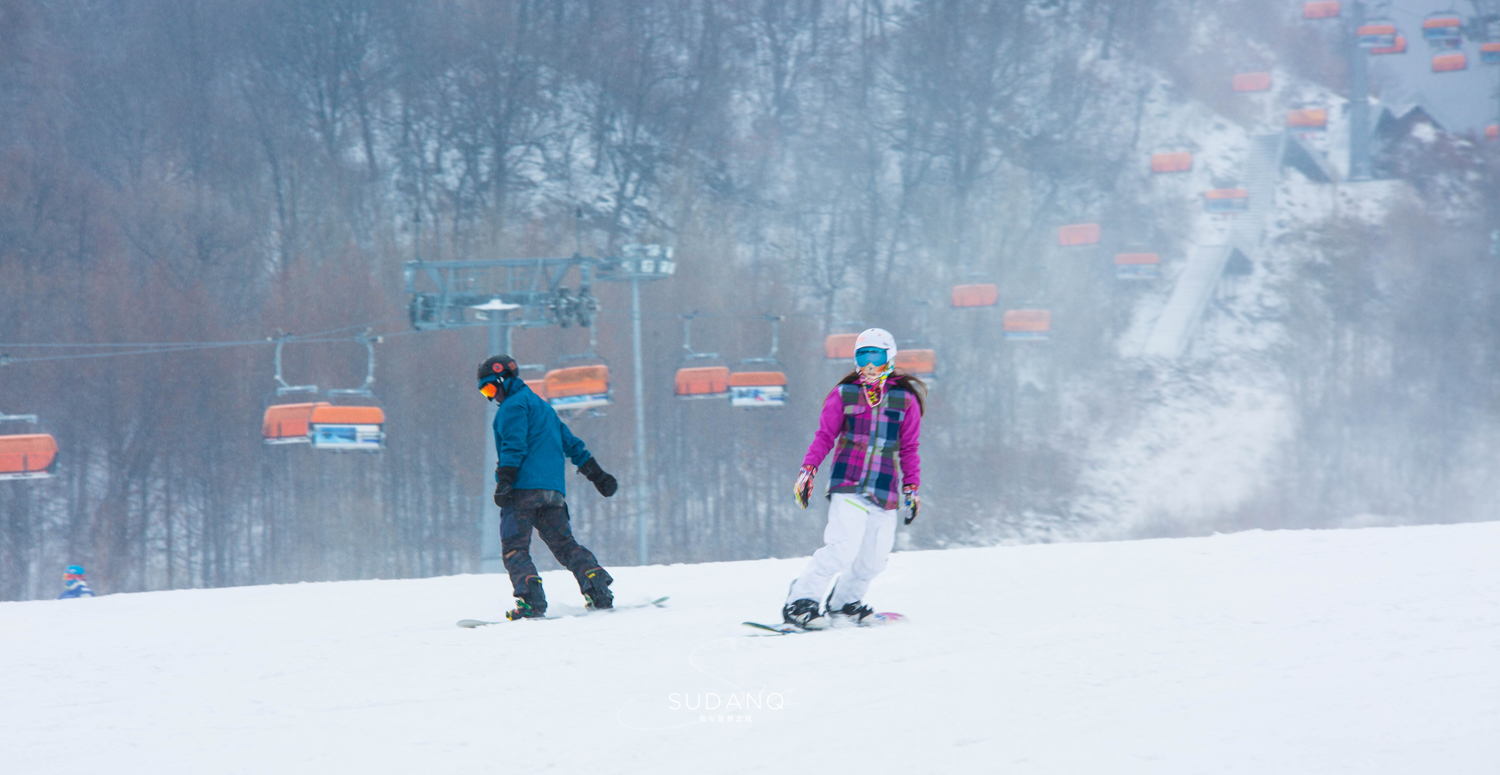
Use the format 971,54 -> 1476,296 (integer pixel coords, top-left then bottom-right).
802,383 -> 922,510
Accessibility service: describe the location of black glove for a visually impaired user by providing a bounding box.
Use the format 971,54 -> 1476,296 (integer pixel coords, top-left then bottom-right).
578,457 -> 618,498
494,465 -> 518,508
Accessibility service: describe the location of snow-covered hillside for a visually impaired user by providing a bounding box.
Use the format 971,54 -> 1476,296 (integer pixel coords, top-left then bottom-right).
4,522 -> 1496,774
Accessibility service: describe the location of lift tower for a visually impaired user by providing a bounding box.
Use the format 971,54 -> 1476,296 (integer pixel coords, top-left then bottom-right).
404,247 -> 674,570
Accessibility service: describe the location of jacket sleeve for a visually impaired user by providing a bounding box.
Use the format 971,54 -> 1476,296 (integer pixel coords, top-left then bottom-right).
558,420 -> 593,468
496,399 -> 530,469
801,388 -> 844,469
898,395 -> 922,488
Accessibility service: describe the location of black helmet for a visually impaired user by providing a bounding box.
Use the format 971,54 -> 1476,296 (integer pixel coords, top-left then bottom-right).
477,355 -> 519,384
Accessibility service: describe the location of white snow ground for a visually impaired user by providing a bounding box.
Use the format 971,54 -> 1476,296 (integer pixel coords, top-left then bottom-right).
3,522 -> 1497,774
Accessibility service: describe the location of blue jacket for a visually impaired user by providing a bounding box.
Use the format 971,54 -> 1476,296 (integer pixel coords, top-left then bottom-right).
59,580 -> 94,599
493,377 -> 593,495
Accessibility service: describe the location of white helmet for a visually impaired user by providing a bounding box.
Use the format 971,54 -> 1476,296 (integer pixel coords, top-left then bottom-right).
853,328 -> 897,362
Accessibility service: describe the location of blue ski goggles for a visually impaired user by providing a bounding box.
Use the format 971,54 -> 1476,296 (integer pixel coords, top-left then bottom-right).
855,347 -> 888,368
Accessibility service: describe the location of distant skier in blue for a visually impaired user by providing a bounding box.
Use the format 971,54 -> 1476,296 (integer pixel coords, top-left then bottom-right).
58,565 -> 94,599
477,355 -> 620,620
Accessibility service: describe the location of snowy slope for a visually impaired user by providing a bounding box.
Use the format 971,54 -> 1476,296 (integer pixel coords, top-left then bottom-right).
3,522 -> 1498,774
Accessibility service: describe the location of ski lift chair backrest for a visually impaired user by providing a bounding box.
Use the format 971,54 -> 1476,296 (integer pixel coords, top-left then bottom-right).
1302,1 -> 1339,19
1431,52 -> 1467,72
824,333 -> 859,360
262,402 -> 329,442
1004,309 -> 1052,340
1204,189 -> 1250,212
1151,152 -> 1193,173
1356,23 -> 1397,48
893,349 -> 936,377
1114,253 -> 1161,279
0,433 -> 58,478
1483,43 -> 1500,64
545,365 -> 610,398
1057,223 -> 1101,247
1232,72 -> 1272,92
1370,36 -> 1407,55
1422,15 -> 1463,44
675,366 -> 731,397
1286,108 -> 1328,129
951,284 -> 999,308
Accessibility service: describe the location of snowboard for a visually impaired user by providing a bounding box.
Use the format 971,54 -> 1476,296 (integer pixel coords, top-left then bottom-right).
743,612 -> 905,635
458,596 -> 669,628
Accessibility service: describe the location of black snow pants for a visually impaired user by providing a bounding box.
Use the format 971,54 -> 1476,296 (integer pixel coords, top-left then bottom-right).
499,489 -> 603,606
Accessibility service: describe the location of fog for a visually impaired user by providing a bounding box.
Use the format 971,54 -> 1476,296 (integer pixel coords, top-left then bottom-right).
2,0 -> 1497,601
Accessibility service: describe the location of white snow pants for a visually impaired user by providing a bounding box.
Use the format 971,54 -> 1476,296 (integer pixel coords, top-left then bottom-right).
786,495 -> 898,609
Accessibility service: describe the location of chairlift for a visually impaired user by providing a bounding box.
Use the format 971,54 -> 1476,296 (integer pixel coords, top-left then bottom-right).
1481,42 -> 1500,64
1204,188 -> 1250,214
673,313 -> 730,400
1058,223 -> 1101,247
1232,72 -> 1272,92
1286,108 -> 1328,131
1302,1 -> 1340,19
518,363 -> 550,401
893,347 -> 937,381
730,315 -> 788,409
545,324 -> 612,414
1486,124 -> 1498,141
1431,52 -> 1468,72
1114,253 -> 1161,280
1151,152 -> 1193,173
951,283 -> 999,308
1003,310 -> 1052,342
1370,35 -> 1408,55
0,410 -> 58,481
1357,21 -> 1398,49
262,333 -> 386,451
1422,13 -> 1464,49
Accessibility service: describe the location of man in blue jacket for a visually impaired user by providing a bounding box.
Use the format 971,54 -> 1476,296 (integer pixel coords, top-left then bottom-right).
478,355 -> 619,620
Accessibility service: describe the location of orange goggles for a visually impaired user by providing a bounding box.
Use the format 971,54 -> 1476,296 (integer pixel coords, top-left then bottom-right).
479,381 -> 499,399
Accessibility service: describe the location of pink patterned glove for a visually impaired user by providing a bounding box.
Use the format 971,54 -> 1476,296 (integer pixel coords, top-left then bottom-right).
794,465 -> 817,508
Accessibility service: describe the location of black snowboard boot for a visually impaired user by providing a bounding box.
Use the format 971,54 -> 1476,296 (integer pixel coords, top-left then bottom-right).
581,567 -> 614,610
506,575 -> 547,620
829,601 -> 874,626
782,598 -> 828,630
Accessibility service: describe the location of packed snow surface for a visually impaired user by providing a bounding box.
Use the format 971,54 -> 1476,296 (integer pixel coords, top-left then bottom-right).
4,522 -> 1497,774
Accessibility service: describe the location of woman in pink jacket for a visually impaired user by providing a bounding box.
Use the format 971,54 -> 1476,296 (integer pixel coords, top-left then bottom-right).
784,328 -> 926,629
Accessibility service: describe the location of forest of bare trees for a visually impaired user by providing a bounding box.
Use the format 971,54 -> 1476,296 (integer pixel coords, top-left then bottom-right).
2,0 -> 1496,601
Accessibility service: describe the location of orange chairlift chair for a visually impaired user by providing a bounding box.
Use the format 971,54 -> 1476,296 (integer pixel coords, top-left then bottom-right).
893,345 -> 937,381
1058,223 -> 1102,247
1232,72 -> 1272,93
0,409 -> 58,481
1004,309 -> 1052,342
823,332 -> 859,361
730,315 -> 788,409
261,333 -> 386,452
1302,1 -> 1340,20
673,313 -> 730,400
545,324 -> 612,415
951,281 -> 999,308
1286,108 -> 1329,132
1204,188 -> 1250,214
1151,151 -> 1193,174
1115,252 -> 1161,280
1431,52 -> 1468,72
1356,21 -> 1398,50
1422,13 -> 1463,49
